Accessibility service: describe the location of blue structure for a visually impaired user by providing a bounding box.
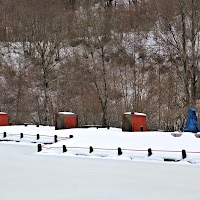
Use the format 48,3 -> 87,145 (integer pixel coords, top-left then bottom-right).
184,109 -> 200,133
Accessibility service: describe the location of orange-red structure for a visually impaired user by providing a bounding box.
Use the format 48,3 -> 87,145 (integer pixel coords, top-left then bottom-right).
55,112 -> 78,130
122,112 -> 146,132
0,112 -> 9,126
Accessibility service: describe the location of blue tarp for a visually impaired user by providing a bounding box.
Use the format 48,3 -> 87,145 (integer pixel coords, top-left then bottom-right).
184,109 -> 200,133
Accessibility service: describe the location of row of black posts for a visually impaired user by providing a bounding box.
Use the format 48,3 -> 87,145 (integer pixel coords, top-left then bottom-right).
3,132 -> 56,142
3,132 -> 73,144
37,145 -> 187,160
37,135 -> 74,152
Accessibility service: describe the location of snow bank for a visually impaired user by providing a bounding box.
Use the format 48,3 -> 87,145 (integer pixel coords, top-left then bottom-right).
1,125 -> 200,164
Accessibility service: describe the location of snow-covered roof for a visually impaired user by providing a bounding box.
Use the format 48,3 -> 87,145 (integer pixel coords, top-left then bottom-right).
124,112 -> 132,115
58,112 -> 75,115
134,112 -> 146,116
0,112 -> 7,115
124,112 -> 146,116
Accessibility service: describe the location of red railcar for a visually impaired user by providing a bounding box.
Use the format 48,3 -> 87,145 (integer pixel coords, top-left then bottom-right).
122,112 -> 146,132
55,112 -> 78,130
0,112 -> 9,126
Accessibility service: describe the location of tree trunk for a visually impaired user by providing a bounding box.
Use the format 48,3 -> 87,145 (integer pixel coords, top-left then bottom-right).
91,47 -> 108,126
42,61 -> 50,126
190,0 -> 197,107
181,0 -> 190,108
101,47 -> 108,126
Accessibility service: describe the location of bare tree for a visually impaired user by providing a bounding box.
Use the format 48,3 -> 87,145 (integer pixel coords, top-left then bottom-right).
13,0 -> 72,125
155,0 -> 200,108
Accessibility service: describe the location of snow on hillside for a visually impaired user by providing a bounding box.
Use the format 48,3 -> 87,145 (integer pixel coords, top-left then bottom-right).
0,125 -> 200,164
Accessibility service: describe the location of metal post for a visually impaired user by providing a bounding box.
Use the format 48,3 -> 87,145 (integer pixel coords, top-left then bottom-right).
118,147 -> 122,156
148,148 -> 152,156
38,144 -> 42,152
182,149 -> 187,159
63,145 -> 67,153
54,135 -> 57,143
89,146 -> 93,153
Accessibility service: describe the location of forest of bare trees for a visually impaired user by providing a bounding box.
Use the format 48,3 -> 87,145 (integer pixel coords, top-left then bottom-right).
0,0 -> 200,130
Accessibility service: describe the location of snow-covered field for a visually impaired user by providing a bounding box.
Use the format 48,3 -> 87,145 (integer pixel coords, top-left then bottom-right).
1,125 -> 200,164
0,143 -> 200,200
1,126 -> 200,199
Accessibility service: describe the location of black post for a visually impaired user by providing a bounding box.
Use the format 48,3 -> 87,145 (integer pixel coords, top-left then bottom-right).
3,132 -> 6,138
36,124 -> 39,127
20,133 -> 23,139
118,147 -> 122,156
36,134 -> 40,140
182,149 -> 187,159
148,148 -> 152,156
54,135 -> 57,143
63,145 -> 67,153
38,144 -> 42,152
141,127 -> 143,132
69,135 -> 73,139
89,146 -> 93,153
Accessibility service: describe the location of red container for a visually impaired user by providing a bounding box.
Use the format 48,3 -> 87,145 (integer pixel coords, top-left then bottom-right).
55,112 -> 78,130
122,112 -> 146,132
0,112 -> 9,126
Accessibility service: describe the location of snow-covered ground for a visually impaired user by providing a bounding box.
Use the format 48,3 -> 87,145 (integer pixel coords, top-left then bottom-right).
0,125 -> 200,164
0,125 -> 69,144
0,143 -> 200,200
1,126 -> 200,199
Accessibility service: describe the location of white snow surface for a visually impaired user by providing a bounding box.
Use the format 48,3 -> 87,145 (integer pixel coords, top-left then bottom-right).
1,143 -> 200,200
0,125 -> 200,164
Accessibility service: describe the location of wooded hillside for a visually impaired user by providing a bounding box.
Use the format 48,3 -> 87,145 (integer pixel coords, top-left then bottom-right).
0,0 -> 200,130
